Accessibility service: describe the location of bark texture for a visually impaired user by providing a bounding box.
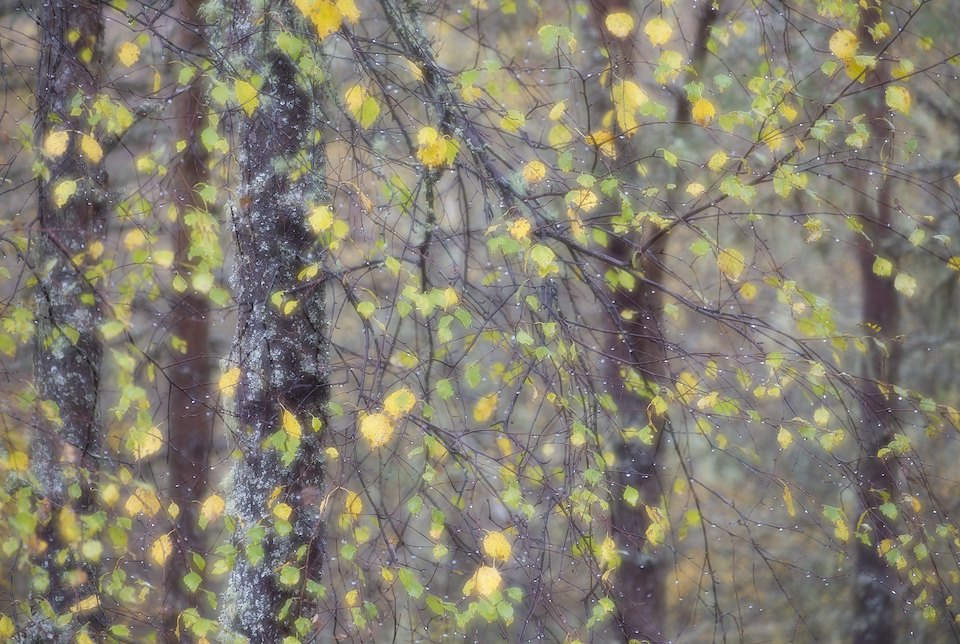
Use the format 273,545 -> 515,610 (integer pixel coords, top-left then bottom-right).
851,5 -> 901,641
162,0 -> 215,634
29,0 -> 107,638
222,2 -> 329,639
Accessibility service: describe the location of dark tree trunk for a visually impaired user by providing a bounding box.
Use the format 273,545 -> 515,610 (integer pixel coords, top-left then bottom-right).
589,2 -> 719,639
162,0 -> 215,635
222,2 -> 329,640
29,0 -> 107,638
851,4 -> 901,642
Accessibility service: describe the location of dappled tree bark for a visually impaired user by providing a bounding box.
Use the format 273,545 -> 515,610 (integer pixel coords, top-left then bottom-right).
222,2 -> 329,639
162,0 -> 215,634
851,4 -> 902,642
28,0 -> 107,637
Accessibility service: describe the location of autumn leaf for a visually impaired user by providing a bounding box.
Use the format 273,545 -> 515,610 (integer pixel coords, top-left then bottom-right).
473,392 -> 499,423
692,97 -> 716,126
644,17 -> 673,46
234,79 -> 259,117
150,533 -> 173,565
464,565 -> 502,597
117,41 -> 141,67
345,490 -> 362,520
199,494 -> 224,529
44,130 -> 69,157
829,29 -> 858,60
219,367 -> 241,397
605,12 -> 635,39
717,247 -> 746,281
509,218 -> 532,241
53,179 -> 77,208
80,134 -> 103,163
482,531 -> 512,560
522,160 -> 547,184
281,408 -> 302,437
885,85 -> 911,114
384,386 -> 417,418
360,412 -> 394,448
708,151 -> 728,172
307,204 -> 334,233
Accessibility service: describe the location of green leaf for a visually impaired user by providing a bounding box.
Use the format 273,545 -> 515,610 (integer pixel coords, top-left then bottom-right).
279,565 -> 301,586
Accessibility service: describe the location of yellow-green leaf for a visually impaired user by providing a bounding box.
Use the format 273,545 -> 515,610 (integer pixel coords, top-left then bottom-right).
53,179 -> 78,208
234,79 -> 260,117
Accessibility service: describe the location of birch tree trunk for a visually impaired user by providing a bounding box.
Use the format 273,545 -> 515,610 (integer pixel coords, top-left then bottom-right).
29,0 -> 107,637
222,2 -> 329,639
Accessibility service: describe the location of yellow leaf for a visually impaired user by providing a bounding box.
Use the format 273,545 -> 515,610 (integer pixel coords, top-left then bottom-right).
307,0 -> 343,39
58,506 -> 81,545
829,29 -> 858,60
717,247 -> 746,281
234,79 -> 259,117
44,130 -> 70,157
509,218 -> 532,240
273,502 -> 292,521
783,484 -> 796,518
384,386 -> 417,418
605,12 -> 635,39
707,151 -> 728,172
281,408 -> 302,438
549,100 -> 566,121
337,0 -> 360,22
53,179 -> 78,208
79,134 -> 103,163
200,494 -> 224,524
416,126 -> 449,168
611,80 -> 647,135
68,595 -> 100,613
473,393 -> 498,423
359,412 -> 394,448
482,531 -> 512,560
644,17 -> 673,46
150,533 -> 173,566
133,425 -> 163,460
692,97 -> 715,126
307,204 -> 334,233
124,228 -> 146,250
473,565 -> 502,597
345,490 -> 362,520
88,240 -> 104,260
0,615 -> 13,639
585,129 -> 617,157
685,182 -> 705,196
522,160 -> 547,184
117,42 -> 140,67
344,84 -> 366,113
885,85 -> 911,114
777,426 -> 793,449
219,367 -> 241,397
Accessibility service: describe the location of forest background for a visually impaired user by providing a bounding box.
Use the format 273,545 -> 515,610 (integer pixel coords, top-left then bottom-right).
1,0 -> 960,641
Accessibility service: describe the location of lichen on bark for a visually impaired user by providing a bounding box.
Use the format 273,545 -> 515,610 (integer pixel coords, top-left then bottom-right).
221,1 -> 330,639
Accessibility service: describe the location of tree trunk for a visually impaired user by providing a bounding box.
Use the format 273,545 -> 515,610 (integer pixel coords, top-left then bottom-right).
589,2 -> 719,639
162,0 -> 215,635
222,3 -> 329,640
29,0 -> 107,638
851,4 -> 901,642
